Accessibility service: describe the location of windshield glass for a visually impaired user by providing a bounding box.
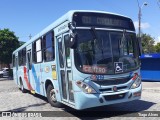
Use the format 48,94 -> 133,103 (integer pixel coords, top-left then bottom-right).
74,29 -> 140,74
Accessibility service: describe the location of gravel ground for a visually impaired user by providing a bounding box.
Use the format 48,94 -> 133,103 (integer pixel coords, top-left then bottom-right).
0,79 -> 160,120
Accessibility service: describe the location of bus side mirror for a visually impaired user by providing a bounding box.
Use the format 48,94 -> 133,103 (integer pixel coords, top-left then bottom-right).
67,22 -> 77,49
137,37 -> 142,56
69,33 -> 77,49
65,32 -> 77,49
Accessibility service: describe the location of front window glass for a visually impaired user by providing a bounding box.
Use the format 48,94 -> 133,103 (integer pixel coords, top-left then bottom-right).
110,32 -> 139,73
74,29 -> 139,74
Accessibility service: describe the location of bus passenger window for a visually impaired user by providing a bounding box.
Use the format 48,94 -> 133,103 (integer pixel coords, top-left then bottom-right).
18,50 -> 23,66
22,48 -> 26,65
36,39 -> 42,62
33,39 -> 42,63
43,32 -> 55,62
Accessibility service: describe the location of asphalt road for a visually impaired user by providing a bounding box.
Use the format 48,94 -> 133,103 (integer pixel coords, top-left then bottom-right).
0,78 -> 160,120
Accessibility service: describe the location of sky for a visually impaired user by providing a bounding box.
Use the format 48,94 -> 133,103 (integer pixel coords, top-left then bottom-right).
0,0 -> 160,44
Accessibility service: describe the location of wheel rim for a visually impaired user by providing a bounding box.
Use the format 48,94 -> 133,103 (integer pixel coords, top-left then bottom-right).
50,89 -> 57,102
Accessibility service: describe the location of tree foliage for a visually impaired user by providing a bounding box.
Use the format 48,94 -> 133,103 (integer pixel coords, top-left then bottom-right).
155,42 -> 160,53
0,29 -> 19,68
141,33 -> 156,54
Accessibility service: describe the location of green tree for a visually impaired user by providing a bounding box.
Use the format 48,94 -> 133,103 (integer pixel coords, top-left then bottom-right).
141,33 -> 156,54
0,29 -> 19,68
19,41 -> 25,46
155,42 -> 160,53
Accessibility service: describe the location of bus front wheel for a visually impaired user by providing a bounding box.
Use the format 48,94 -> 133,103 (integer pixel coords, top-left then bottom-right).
47,84 -> 62,108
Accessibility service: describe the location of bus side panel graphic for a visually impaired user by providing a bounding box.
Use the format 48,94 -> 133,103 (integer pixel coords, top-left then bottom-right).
23,66 -> 33,90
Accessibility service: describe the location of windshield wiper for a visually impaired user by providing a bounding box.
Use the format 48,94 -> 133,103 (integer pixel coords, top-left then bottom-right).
90,27 -> 97,40
90,27 -> 104,59
119,30 -> 126,56
90,27 -> 96,55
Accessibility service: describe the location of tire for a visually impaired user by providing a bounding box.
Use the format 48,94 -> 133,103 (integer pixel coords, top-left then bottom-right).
0,74 -> 3,78
20,80 -> 27,93
47,84 -> 62,108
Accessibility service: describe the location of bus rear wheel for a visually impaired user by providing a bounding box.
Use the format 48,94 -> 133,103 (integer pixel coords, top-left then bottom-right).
20,80 -> 27,93
47,84 -> 62,108
0,74 -> 3,78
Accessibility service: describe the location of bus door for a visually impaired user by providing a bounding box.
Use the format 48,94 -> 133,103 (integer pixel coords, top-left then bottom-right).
57,33 -> 75,104
26,49 -> 34,91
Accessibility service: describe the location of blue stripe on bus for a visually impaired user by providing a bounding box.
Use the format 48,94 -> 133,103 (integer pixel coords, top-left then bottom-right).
32,65 -> 40,93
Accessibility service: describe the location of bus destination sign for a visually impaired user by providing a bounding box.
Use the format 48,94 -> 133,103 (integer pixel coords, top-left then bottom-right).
73,12 -> 135,31
82,16 -> 128,28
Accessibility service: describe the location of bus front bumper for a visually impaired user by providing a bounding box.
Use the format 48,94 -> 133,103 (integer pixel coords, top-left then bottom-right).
74,84 -> 142,110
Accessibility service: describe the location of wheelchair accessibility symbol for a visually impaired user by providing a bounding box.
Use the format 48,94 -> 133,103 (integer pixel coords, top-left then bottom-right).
114,62 -> 123,73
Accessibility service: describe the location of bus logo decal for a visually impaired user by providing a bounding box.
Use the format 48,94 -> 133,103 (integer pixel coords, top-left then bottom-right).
112,86 -> 117,92
91,75 -> 96,80
44,66 -> 50,73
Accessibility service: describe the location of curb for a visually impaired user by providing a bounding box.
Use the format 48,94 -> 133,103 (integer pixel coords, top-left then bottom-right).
0,78 -> 13,81
142,88 -> 160,93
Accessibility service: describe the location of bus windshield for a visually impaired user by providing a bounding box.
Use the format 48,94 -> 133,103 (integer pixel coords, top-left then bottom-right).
74,29 -> 140,74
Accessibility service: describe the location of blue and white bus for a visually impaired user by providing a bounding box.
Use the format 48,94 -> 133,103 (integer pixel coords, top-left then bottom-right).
12,10 -> 142,110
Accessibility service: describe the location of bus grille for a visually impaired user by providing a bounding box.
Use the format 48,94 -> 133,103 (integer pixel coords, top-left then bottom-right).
103,93 -> 126,101
99,86 -> 127,92
92,77 -> 131,86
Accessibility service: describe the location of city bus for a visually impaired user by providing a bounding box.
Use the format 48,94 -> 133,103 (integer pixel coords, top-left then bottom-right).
12,10 -> 142,110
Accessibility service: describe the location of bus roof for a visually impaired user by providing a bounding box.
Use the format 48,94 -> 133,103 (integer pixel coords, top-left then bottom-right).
13,10 -> 131,54
69,10 -> 130,18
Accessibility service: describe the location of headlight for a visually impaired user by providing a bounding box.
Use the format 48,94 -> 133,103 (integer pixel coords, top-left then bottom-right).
76,81 -> 97,94
131,73 -> 141,89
